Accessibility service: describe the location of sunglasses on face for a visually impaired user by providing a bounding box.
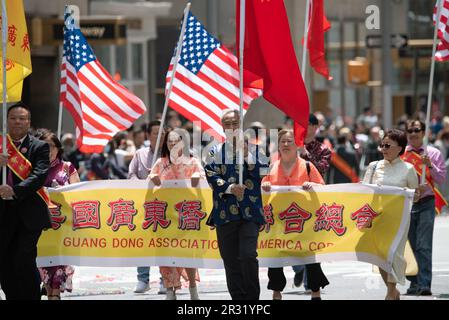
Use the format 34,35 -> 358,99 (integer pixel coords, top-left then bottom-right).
407,128 -> 423,134
379,143 -> 397,150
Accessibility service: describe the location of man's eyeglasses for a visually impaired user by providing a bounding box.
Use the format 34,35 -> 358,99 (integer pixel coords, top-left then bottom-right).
223,121 -> 239,127
407,128 -> 422,134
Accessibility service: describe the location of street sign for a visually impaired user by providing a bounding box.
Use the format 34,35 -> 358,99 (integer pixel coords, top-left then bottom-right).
31,17 -> 128,46
365,34 -> 408,49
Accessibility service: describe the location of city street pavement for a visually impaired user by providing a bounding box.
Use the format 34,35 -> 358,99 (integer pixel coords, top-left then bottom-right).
2,215 -> 448,301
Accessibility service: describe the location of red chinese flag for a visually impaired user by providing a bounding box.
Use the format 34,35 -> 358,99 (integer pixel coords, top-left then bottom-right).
308,0 -> 332,80
236,0 -> 310,146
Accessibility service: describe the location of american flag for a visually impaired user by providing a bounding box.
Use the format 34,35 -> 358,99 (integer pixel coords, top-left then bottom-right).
165,13 -> 262,140
60,10 -> 146,153
434,0 -> 449,61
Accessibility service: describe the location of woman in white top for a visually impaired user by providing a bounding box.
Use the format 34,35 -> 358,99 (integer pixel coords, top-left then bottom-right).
363,129 -> 419,300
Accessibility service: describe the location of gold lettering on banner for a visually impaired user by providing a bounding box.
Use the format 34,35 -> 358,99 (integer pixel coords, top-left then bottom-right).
80,27 -> 106,38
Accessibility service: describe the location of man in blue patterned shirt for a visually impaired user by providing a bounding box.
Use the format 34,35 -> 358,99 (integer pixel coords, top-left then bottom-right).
204,109 -> 268,300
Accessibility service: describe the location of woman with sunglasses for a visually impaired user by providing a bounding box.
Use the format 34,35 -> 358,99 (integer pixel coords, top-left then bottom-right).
362,129 -> 419,300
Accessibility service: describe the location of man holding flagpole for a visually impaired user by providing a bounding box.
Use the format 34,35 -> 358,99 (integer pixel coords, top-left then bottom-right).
401,0 -> 449,296
403,119 -> 447,296
205,109 -> 268,300
0,103 -> 51,300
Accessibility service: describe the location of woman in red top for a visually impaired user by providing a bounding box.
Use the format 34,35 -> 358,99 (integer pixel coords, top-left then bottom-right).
262,129 -> 329,300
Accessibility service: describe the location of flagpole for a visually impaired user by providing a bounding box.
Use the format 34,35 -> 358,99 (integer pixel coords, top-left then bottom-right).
2,0 -> 8,186
151,2 -> 191,168
301,0 -> 312,76
238,0 -> 246,185
57,46 -> 64,140
422,0 -> 443,184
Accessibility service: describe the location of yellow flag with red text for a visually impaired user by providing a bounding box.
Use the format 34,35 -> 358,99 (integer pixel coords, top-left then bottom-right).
0,0 -> 32,102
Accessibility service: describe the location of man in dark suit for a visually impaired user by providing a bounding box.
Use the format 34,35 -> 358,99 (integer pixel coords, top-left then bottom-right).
0,103 -> 51,300
205,109 -> 268,300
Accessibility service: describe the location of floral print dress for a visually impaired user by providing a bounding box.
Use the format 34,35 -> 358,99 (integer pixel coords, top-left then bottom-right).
38,158 -> 77,293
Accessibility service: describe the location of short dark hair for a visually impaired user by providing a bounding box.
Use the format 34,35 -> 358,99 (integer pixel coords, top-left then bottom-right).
147,120 -> 161,135
384,129 -> 407,156
309,114 -> 319,126
7,102 -> 31,120
406,119 -> 426,133
133,128 -> 144,137
337,135 -> 347,145
34,128 -> 63,159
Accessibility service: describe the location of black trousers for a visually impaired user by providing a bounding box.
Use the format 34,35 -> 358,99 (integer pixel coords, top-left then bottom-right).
216,220 -> 260,300
267,263 -> 329,292
0,203 -> 43,300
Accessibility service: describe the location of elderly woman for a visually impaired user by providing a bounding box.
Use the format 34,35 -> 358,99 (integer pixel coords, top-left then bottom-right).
149,129 -> 204,300
262,129 -> 329,300
363,129 -> 419,300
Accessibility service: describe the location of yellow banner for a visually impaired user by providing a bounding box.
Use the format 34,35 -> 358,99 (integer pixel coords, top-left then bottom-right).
37,181 -> 414,278
0,0 -> 32,102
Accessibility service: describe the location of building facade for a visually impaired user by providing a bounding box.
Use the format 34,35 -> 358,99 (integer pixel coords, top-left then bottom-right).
18,0 -> 448,134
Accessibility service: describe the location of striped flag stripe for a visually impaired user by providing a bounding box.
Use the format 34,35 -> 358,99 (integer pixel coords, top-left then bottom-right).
434,0 -> 449,61
78,94 -> 124,133
208,49 -> 261,100
168,66 -> 249,110
62,93 -> 83,131
62,66 -> 84,129
168,70 -> 245,112
90,62 -> 146,114
168,99 -> 224,140
196,68 -> 252,108
81,66 -> 144,120
210,49 -> 262,99
78,74 -> 135,127
171,86 -> 226,126
168,62 -> 252,109
201,62 -> 255,105
169,78 -> 229,118
81,118 -> 117,137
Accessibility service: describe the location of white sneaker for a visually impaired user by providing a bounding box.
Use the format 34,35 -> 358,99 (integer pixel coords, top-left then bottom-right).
166,288 -> 176,300
134,281 -> 150,293
189,286 -> 200,300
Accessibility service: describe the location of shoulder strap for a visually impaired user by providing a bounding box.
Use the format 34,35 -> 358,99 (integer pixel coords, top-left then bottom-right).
63,161 -> 70,173
306,161 -> 311,179
370,161 -> 379,184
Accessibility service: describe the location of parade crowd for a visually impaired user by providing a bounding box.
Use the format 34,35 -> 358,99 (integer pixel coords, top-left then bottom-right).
0,101 -> 448,301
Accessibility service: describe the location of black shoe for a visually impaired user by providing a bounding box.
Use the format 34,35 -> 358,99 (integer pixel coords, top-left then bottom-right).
419,289 -> 432,296
311,297 -> 321,300
405,287 -> 420,295
294,269 -> 304,288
